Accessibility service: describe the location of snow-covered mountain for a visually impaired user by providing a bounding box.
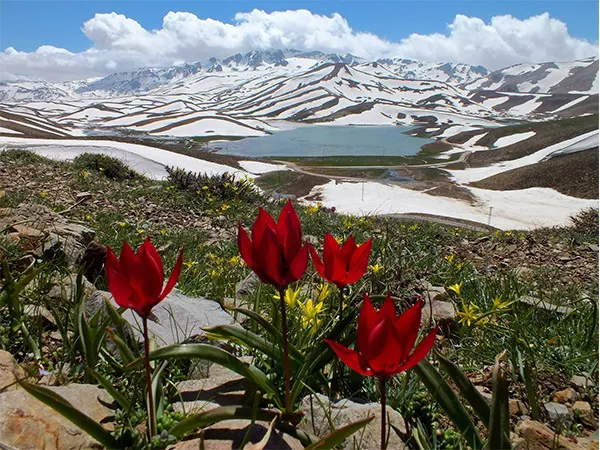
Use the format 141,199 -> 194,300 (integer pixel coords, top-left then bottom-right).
463,57 -> 598,94
1,50 -> 597,103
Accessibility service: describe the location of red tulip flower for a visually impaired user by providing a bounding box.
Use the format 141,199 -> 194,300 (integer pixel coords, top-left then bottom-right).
237,200 -> 308,290
325,293 -> 437,379
326,293 -> 437,450
105,237 -> 183,438
105,238 -> 184,319
309,233 -> 373,289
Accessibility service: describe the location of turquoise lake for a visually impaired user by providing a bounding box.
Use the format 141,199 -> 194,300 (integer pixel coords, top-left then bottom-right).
208,125 -> 431,157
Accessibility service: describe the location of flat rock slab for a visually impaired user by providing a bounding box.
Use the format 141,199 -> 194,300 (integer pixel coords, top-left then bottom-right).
0,383 -> 114,450
167,419 -> 304,450
0,350 -> 27,392
300,393 -> 407,450
88,290 -> 237,346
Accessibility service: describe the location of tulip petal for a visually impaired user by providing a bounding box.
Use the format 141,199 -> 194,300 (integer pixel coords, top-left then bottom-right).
144,238 -> 164,284
357,293 -> 379,355
379,292 -> 397,322
259,226 -> 283,287
366,318 -> 403,376
309,244 -> 326,279
322,233 -> 339,277
105,246 -> 120,273
106,267 -> 135,310
288,243 -> 308,283
395,299 -> 424,362
278,201 -> 303,262
125,245 -> 162,302
159,248 -> 184,301
340,235 -> 357,261
119,240 -> 136,278
396,327 -> 438,374
252,208 -> 277,252
345,238 -> 373,284
237,222 -> 255,270
324,339 -> 372,377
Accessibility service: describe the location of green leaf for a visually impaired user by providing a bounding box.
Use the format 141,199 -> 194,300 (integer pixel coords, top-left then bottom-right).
204,325 -> 287,365
18,380 -> 118,449
169,406 -> 316,446
487,355 -> 511,450
148,344 -> 282,408
90,369 -> 131,410
169,406 -> 278,437
304,416 -> 375,450
414,360 -> 483,449
105,327 -> 134,366
436,351 -> 490,425
522,356 -> 540,421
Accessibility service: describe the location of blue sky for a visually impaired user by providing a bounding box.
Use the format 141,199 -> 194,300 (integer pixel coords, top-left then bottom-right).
2,0 -> 598,52
0,1 -> 598,80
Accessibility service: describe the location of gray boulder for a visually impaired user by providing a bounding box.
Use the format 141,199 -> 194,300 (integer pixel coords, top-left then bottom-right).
87,290 -> 237,346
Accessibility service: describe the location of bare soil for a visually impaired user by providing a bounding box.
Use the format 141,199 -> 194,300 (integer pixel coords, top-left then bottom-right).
470,148 -> 599,199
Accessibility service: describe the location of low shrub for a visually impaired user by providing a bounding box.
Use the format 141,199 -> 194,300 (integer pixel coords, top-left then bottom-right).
73,153 -> 137,181
166,166 -> 263,204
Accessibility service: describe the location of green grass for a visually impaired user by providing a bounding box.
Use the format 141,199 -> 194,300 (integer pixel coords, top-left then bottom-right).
191,135 -> 246,143
271,152 -> 461,167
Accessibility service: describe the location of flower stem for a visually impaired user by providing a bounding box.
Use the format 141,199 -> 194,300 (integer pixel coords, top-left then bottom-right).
142,317 -> 156,438
380,377 -> 387,450
338,287 -> 344,322
279,288 -> 292,413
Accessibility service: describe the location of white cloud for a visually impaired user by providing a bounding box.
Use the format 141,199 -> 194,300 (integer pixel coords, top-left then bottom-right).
0,9 -> 597,81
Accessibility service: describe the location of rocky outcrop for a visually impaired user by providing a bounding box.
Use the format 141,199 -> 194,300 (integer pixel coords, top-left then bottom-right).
0,203 -> 95,268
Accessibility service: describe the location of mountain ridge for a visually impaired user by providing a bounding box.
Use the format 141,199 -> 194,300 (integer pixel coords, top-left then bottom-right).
1,49 -> 595,103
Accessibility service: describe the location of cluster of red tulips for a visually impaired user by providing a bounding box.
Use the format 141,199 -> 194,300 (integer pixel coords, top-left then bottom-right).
105,200 -> 436,449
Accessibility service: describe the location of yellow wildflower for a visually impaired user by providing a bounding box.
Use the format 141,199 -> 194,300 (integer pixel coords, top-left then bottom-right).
369,263 -> 383,274
298,299 -> 325,330
445,254 -> 455,264
119,222 -> 127,228
334,236 -> 343,245
447,283 -> 462,296
136,228 -> 144,235
160,229 -> 167,236
316,284 -> 331,302
457,303 -> 481,327
183,260 -> 199,269
221,203 -> 230,211
81,170 -> 89,178
202,185 -> 209,191
274,286 -> 301,309
492,297 -> 510,310
210,268 -> 221,279
228,255 -> 241,266
456,262 -> 464,270
85,214 -> 92,221
40,191 -> 48,198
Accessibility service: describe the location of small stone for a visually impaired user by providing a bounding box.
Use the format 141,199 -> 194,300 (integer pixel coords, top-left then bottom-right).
509,399 -> 527,416
544,402 -> 573,428
571,375 -> 594,388
552,387 -> 579,404
517,419 -> 586,450
572,401 -> 595,427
